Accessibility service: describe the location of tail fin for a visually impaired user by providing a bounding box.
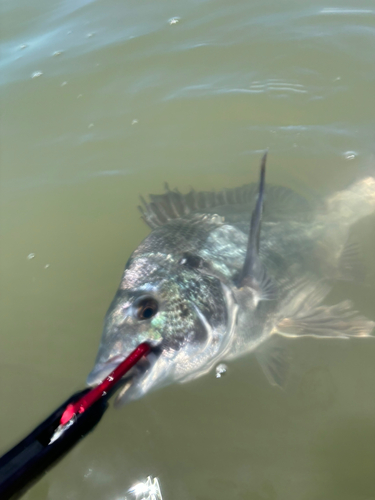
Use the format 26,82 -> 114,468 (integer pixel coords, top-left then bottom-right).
324,176 -> 375,226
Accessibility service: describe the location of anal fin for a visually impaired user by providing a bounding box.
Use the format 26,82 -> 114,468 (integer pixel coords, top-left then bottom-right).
277,301 -> 374,339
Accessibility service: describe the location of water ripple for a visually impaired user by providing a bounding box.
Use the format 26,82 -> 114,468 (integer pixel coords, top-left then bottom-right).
164,79 -> 309,100
319,8 -> 375,15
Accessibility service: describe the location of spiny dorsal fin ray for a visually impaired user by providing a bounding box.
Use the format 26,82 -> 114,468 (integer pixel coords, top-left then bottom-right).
236,153 -> 276,300
242,151 -> 266,272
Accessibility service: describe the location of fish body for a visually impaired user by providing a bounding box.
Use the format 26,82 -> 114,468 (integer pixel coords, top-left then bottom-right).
87,157 -> 375,404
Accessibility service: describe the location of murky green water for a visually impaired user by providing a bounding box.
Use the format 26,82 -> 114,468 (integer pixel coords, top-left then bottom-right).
1,0 -> 375,498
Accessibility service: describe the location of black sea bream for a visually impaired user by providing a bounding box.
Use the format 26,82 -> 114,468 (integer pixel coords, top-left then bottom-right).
87,154 -> 375,405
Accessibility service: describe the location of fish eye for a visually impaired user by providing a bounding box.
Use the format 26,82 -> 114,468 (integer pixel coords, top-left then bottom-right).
136,297 -> 158,320
179,252 -> 203,269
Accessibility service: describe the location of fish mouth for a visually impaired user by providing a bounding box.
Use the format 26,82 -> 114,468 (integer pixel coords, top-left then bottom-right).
86,352 -> 155,388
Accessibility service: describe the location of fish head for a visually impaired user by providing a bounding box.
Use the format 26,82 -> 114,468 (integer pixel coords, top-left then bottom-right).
87,234 -> 236,405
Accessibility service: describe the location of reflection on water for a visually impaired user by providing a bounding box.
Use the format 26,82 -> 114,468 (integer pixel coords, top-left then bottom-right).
1,0 -> 375,499
128,476 -> 163,500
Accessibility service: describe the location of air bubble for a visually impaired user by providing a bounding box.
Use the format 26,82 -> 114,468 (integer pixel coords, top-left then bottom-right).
27,253 -> 35,260
215,363 -> 227,378
131,119 -> 139,125
169,17 -> 180,25
344,151 -> 357,160
84,468 -> 93,478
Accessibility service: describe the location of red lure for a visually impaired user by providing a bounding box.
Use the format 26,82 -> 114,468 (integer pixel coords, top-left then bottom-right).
60,342 -> 151,425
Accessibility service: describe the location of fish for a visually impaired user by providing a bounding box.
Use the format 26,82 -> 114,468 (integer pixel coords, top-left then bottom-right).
87,154 -> 375,405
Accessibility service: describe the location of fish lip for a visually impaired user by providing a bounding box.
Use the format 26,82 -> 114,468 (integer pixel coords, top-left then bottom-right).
86,357 -> 125,387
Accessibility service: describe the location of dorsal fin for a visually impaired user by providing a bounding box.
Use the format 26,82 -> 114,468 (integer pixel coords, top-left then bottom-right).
138,183 -> 258,229
237,152 -> 276,300
139,169 -> 315,229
